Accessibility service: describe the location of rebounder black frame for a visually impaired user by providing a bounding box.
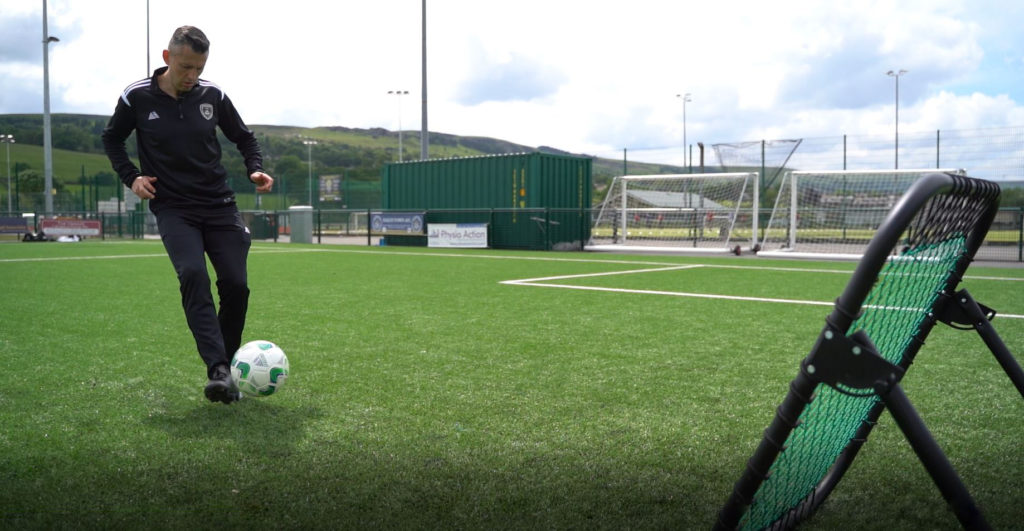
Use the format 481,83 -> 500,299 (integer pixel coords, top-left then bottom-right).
714,173 -> 1024,530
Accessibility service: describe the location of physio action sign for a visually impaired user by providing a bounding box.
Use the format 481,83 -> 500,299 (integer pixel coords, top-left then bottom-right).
428,223 -> 488,248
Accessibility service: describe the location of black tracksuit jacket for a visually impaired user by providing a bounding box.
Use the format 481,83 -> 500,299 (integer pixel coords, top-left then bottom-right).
102,66 -> 264,213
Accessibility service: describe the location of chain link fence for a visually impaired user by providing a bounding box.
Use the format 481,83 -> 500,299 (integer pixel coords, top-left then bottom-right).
3,126 -> 1022,259
7,206 -> 1019,262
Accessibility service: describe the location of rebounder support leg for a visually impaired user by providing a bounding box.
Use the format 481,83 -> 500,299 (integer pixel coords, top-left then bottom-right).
939,289 -> 1024,398
875,377 -> 991,531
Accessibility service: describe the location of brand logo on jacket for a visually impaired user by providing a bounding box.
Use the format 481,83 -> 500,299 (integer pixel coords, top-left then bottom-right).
147,111 -> 160,120
200,103 -> 214,121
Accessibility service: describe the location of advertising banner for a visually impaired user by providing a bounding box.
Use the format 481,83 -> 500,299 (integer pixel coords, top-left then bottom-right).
0,217 -> 27,234
428,223 -> 488,248
370,212 -> 425,234
41,219 -> 102,236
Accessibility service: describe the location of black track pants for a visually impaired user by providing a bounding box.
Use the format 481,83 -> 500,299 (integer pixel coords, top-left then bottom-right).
156,206 -> 251,378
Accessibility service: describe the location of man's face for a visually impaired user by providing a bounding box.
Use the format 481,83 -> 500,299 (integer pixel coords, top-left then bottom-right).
163,45 -> 208,95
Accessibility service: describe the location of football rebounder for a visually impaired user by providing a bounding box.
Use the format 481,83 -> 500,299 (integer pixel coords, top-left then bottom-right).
714,172 -> 1024,530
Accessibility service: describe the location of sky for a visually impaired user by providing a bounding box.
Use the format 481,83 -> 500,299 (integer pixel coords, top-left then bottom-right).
1,0 -> 1023,166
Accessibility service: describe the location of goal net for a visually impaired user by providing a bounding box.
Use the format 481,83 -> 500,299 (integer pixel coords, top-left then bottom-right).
588,172 -> 759,253
759,169 -> 965,259
712,139 -> 801,191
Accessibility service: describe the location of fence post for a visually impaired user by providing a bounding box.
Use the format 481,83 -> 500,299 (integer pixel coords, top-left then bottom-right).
79,170 -> 86,212
117,180 -> 123,227
1018,207 -> 1023,263
272,210 -> 279,243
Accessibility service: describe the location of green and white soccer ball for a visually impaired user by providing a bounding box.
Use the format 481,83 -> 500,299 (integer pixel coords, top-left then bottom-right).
231,340 -> 289,397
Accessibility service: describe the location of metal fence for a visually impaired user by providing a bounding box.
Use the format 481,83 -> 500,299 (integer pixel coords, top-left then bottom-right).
7,206 -> 1022,262
5,126 -> 1023,215
0,173 -> 384,216
709,127 -> 1024,185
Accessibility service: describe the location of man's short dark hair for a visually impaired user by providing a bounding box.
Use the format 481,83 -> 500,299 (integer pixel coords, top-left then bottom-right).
169,26 -> 210,54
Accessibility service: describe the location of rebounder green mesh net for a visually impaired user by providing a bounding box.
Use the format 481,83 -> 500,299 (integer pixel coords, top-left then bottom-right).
733,177 -> 999,530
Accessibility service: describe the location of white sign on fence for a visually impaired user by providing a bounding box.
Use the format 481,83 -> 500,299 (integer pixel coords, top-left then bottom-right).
427,223 -> 488,248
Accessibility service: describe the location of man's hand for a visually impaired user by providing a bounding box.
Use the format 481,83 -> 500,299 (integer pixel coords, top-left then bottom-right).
251,171 -> 274,193
131,176 -> 157,199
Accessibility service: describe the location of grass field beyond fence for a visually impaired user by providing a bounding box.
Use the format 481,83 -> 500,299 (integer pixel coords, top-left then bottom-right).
1,241 -> 1021,529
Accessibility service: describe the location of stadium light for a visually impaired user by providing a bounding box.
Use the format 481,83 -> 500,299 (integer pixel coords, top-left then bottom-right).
421,0 -> 428,161
388,90 -> 409,162
2,134 -> 14,214
43,0 -> 59,215
677,93 -> 692,170
887,69 -> 908,169
302,139 -> 318,206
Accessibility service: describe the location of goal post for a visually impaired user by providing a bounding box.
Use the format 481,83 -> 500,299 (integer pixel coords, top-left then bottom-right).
588,172 -> 759,253
759,168 -> 965,259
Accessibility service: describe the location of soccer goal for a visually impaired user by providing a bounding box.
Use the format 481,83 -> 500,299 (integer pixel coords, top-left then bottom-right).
759,168 -> 965,259
715,172 -> 1024,530
587,172 -> 759,253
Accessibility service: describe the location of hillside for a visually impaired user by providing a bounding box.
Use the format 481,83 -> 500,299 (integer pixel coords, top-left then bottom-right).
0,113 -> 683,197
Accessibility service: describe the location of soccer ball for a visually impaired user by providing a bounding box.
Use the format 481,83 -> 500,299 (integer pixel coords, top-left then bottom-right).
231,340 -> 290,397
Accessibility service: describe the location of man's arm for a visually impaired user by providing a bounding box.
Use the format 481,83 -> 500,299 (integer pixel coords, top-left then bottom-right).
217,92 -> 273,193
217,93 -> 264,177
101,98 -> 143,188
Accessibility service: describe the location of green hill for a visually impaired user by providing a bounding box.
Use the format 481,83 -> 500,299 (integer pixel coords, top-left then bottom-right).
0,113 -> 685,211
0,139 -> 114,179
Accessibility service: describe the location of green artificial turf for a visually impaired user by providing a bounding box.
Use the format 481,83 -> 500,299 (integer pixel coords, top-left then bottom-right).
1,241 -> 1021,529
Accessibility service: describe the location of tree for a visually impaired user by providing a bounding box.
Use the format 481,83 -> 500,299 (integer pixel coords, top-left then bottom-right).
1001,187 -> 1024,207
272,155 -> 304,177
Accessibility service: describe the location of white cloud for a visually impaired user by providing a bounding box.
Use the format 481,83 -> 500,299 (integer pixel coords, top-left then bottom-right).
0,0 -> 1022,167
912,91 -> 1024,131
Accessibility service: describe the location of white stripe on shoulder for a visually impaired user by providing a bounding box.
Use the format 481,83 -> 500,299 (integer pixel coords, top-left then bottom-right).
198,79 -> 226,100
119,78 -> 150,106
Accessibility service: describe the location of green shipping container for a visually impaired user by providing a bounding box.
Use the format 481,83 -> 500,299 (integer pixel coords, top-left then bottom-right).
381,152 -> 592,250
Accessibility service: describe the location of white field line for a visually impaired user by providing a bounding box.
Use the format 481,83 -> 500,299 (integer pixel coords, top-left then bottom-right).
503,264 -> 704,284
0,253 -> 169,263
500,265 -> 1024,320
307,247 -> 1024,283
0,247 -> 319,263
8,244 -> 1020,282
4,245 -> 1021,318
501,267 -> 836,309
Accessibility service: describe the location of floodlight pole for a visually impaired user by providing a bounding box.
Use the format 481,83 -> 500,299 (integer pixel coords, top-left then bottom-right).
388,90 -> 409,162
43,0 -> 59,216
420,0 -> 428,160
677,93 -> 691,170
2,134 -> 14,214
302,139 -> 318,206
887,69 -> 907,169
